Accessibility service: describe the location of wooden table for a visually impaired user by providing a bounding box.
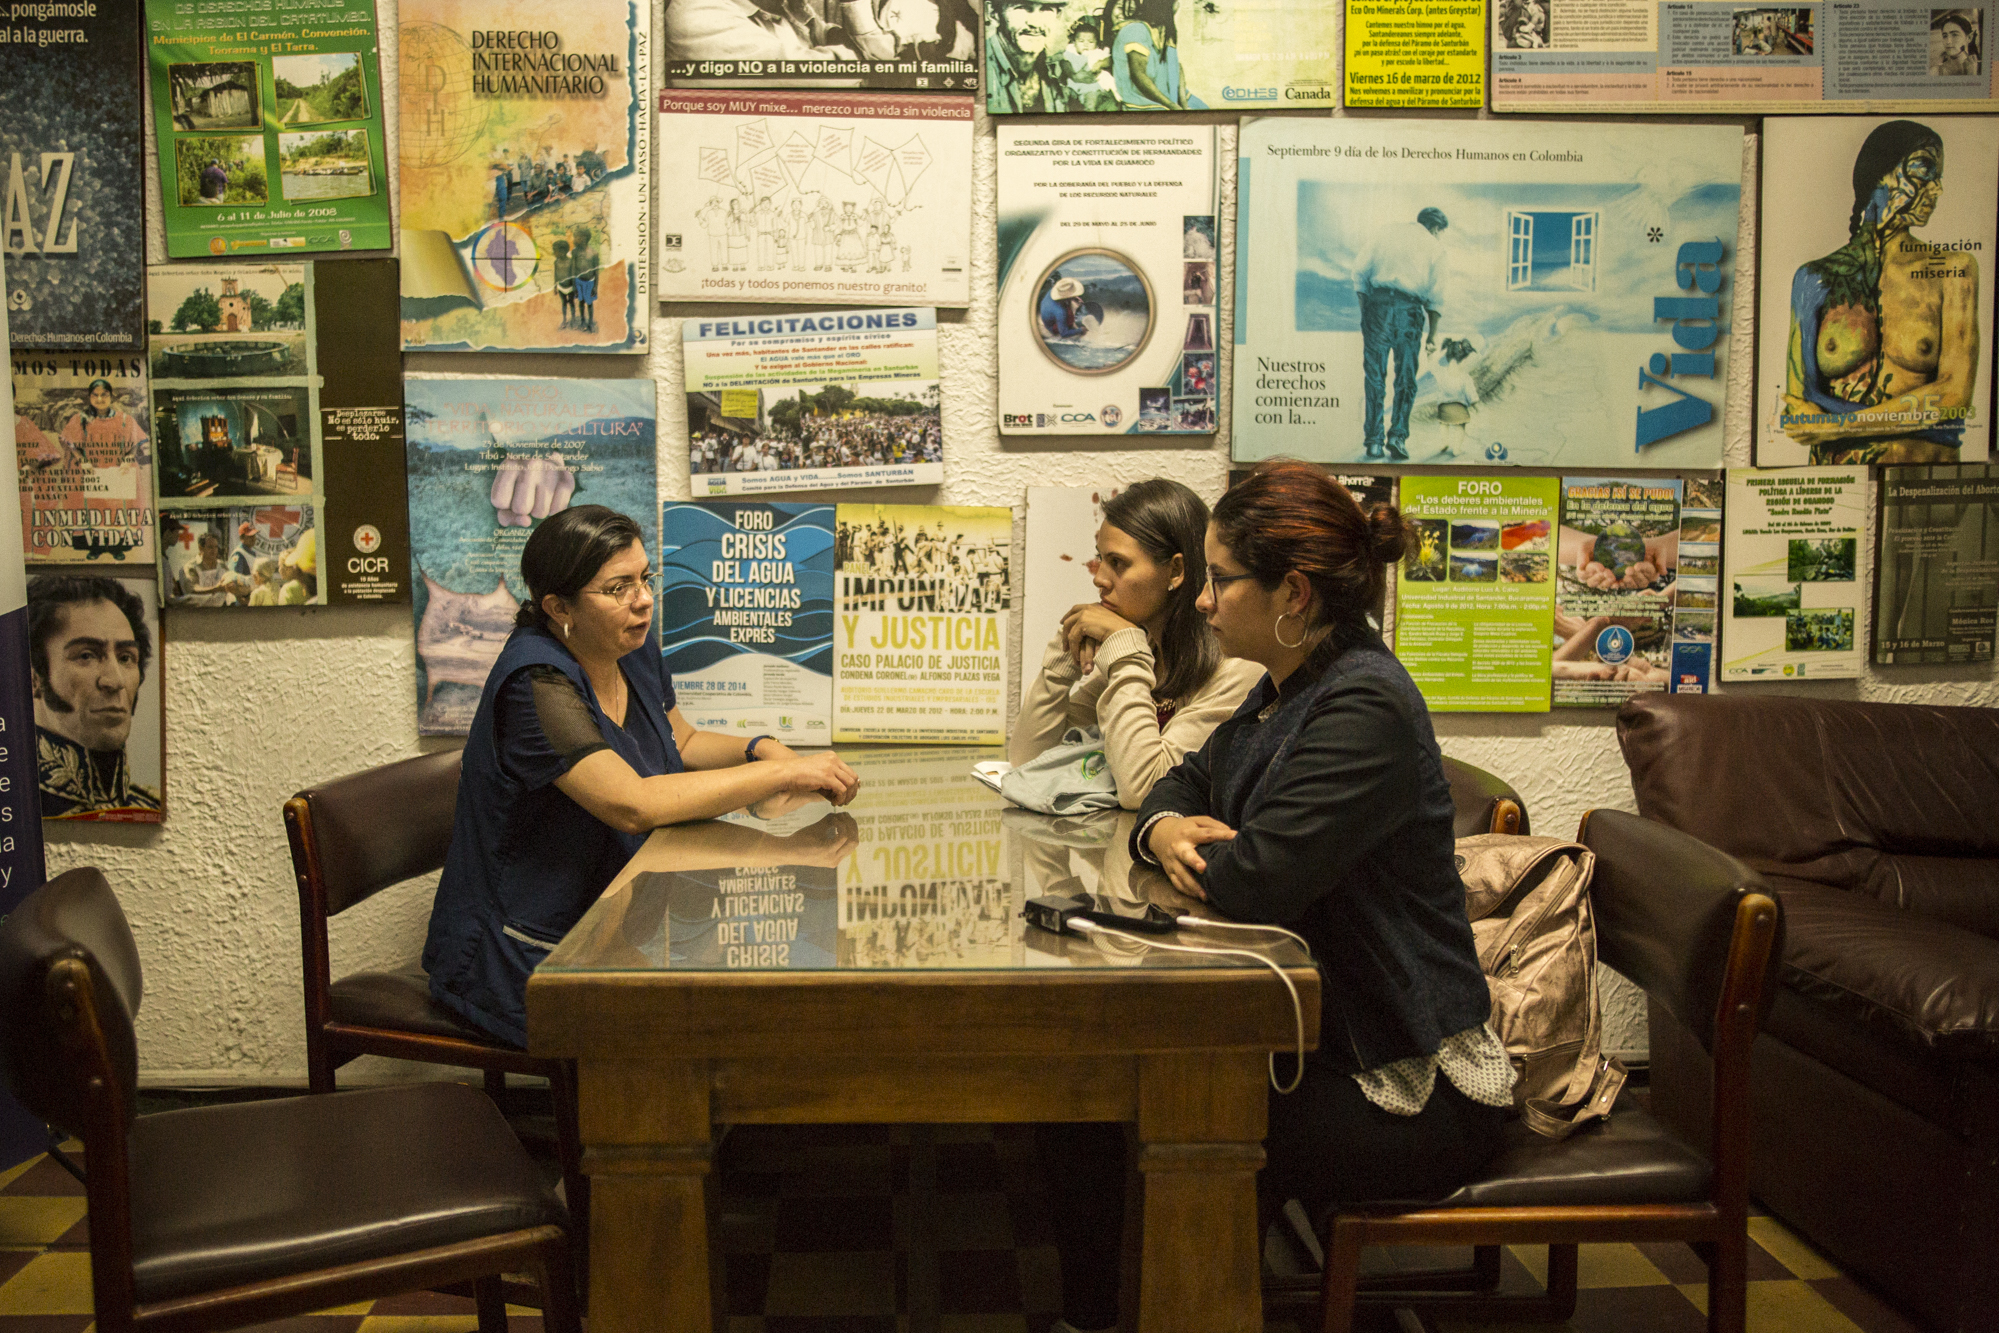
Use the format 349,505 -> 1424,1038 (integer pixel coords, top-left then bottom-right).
527,746 -> 1319,1333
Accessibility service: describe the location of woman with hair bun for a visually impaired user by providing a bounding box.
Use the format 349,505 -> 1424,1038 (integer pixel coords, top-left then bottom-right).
1040,461 -> 1511,1333
424,505 -> 860,1047
1010,478 -> 1261,808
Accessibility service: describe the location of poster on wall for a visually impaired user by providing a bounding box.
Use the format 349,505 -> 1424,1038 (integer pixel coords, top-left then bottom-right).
684,310 -> 943,495
1873,463 -> 1999,664
1492,2 -> 1999,113
145,0 -> 391,258
12,355 -> 155,566
833,503 -> 1010,743
660,500 -> 835,745
1722,466 -> 1867,681
1757,115 -> 1997,467
28,573 -> 164,823
1344,0 -> 1485,108
405,377 -> 658,735
1232,118 -> 1742,470
1554,475 -> 1715,706
984,0 -> 1337,112
998,125 -> 1218,436
656,92 -> 973,308
397,0 -> 651,352
1394,474 -> 1559,712
661,0 -> 978,90
149,260 -> 409,607
0,0 -> 146,349
1021,485 -> 1118,682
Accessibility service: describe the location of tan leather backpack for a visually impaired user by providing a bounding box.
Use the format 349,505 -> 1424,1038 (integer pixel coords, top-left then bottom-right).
1457,833 -> 1627,1139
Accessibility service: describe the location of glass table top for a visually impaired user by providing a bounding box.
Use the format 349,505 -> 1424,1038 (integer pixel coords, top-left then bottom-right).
538,745 -> 1307,974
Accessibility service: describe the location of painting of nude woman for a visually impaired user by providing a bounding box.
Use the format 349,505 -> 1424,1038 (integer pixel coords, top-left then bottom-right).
1775,119 -> 1987,465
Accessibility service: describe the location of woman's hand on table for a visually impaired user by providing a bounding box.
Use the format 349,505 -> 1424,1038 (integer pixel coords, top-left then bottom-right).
775,751 -> 861,806
1146,815 -> 1237,899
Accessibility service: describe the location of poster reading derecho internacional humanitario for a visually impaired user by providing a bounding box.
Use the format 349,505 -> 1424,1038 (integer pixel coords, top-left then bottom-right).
1232,118 -> 1741,470
1757,115 -> 1997,467
1395,474 -> 1558,712
656,92 -> 972,307
1723,466 -> 1867,681
684,309 -> 941,495
833,504 -> 1009,744
997,126 -> 1219,436
660,501 -> 835,745
1493,3 -> 1999,114
405,377 -> 658,735
145,0 -> 391,258
12,355 -> 155,566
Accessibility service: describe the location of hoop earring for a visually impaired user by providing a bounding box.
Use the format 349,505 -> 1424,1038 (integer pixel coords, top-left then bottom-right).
1274,612 -> 1306,650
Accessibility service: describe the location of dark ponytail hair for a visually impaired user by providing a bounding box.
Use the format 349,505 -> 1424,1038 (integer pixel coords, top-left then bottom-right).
1209,459 -> 1411,654
1101,478 -> 1220,702
515,504 -> 645,632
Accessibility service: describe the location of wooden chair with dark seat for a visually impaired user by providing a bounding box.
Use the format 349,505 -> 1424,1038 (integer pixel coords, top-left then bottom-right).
1313,807 -> 1782,1333
282,748 -> 587,1248
0,866 -> 582,1333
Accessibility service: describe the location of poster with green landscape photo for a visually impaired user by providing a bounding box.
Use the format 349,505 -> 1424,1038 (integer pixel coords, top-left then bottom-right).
146,0 -> 391,258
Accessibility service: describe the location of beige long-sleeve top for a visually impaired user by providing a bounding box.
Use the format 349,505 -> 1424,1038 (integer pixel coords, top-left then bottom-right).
1009,627 -> 1264,810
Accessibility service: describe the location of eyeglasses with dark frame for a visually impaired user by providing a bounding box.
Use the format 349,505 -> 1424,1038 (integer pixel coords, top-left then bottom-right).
581,571 -> 663,607
1205,569 -> 1257,598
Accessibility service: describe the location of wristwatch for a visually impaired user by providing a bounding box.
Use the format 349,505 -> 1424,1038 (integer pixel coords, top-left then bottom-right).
746,734 -> 773,762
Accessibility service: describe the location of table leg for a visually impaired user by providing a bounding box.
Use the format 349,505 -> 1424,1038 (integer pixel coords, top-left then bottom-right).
1133,1052 -> 1268,1333
577,1058 -> 717,1333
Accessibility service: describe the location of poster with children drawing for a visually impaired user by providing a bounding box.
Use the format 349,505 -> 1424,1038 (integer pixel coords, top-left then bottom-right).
656,91 -> 973,306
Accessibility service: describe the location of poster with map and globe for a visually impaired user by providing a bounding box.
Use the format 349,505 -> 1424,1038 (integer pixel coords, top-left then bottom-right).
397,0 -> 652,352
404,378 -> 657,735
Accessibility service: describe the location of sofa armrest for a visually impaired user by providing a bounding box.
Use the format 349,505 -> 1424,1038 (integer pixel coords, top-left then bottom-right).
1774,880 -> 1999,1056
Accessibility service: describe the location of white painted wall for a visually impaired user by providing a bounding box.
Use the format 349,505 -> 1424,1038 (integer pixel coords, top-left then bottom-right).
76,7 -> 1996,1080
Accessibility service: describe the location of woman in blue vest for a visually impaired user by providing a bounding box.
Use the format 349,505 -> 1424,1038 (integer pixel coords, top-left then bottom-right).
423,505 -> 860,1047
1042,461 -> 1512,1333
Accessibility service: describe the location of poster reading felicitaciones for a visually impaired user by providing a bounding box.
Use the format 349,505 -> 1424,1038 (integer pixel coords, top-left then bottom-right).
660,500 -> 835,745
1723,466 -> 1867,681
1233,118 -> 1742,470
684,310 -> 942,495
12,356 -> 155,565
656,93 -> 973,308
1395,475 -> 1559,712
997,126 -> 1219,436
145,0 -> 391,258
833,504 -> 1010,744
398,0 -> 651,352
1758,115 -> 1997,467
405,378 -> 658,735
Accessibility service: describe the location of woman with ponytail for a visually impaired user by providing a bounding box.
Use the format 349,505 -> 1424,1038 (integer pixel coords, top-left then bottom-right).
1010,478 -> 1261,808
1041,461 -> 1512,1333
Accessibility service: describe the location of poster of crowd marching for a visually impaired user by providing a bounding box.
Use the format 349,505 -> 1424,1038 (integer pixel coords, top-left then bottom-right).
660,500 -> 836,745
1722,466 -> 1867,680
405,377 -> 658,734
833,504 -> 1010,743
12,355 -> 154,567
1233,118 -> 1741,471
998,126 -> 1218,436
1758,115 -> 1997,467
683,309 -> 942,494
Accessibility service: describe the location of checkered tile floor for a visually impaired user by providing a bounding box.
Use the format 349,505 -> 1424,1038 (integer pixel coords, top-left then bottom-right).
0,1108 -> 1927,1332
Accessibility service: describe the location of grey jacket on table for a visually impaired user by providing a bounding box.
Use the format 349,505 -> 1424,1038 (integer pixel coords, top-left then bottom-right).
1009,626 -> 1264,810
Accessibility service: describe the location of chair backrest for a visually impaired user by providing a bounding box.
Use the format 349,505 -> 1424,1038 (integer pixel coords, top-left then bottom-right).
0,867 -> 140,1139
1579,808 -> 1782,1058
285,747 -> 465,919
1442,756 -> 1530,838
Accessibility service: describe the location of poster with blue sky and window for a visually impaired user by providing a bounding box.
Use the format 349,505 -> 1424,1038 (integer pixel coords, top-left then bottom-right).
1232,118 -> 1744,469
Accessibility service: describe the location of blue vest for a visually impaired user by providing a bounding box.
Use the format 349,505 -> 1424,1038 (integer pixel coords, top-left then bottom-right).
423,624 -> 681,1047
